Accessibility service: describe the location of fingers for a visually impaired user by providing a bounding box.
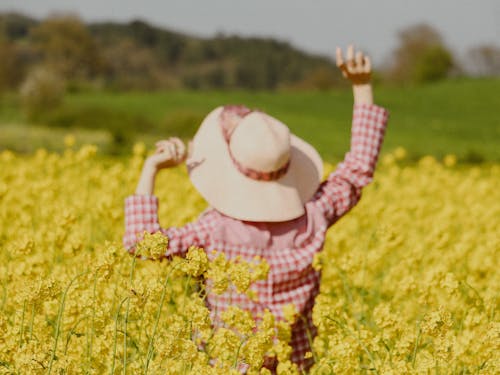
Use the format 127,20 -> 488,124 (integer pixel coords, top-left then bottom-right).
154,138 -> 186,161
346,45 -> 355,67
336,45 -> 372,75
155,140 -> 171,154
355,51 -> 364,69
364,56 -> 371,73
336,44 -> 357,72
335,46 -> 344,67
155,140 -> 168,149
170,137 -> 186,160
336,46 -> 348,77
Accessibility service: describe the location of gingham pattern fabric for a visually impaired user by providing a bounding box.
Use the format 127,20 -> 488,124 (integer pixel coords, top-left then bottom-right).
123,103 -> 388,372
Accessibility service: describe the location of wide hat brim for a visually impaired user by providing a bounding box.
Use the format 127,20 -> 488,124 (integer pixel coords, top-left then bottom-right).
186,106 -> 323,222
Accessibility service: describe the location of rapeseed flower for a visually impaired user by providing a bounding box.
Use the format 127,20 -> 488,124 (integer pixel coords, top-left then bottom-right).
0,144 -> 498,373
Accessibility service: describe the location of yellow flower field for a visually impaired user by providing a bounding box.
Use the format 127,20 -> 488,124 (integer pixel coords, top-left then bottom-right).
0,143 -> 498,374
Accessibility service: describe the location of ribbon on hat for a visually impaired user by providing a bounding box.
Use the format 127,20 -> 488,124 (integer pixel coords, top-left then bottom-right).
220,105 -> 290,181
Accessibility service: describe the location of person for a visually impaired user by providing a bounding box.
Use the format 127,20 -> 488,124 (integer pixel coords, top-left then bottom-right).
123,45 -> 389,372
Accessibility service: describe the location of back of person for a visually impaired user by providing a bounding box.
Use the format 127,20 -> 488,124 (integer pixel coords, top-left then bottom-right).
202,201 -> 328,369
124,45 -> 389,373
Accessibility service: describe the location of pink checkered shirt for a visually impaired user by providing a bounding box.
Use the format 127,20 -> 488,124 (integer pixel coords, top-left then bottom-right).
123,103 -> 389,372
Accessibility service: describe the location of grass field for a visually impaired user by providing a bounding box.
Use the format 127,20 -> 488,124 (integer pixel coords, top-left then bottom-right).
1,78 -> 499,162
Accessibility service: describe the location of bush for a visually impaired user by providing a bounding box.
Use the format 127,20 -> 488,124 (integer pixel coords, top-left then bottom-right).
297,66 -> 342,91
0,35 -> 24,93
38,105 -> 155,154
19,66 -> 65,118
162,110 -> 205,139
414,45 -> 453,82
385,23 -> 455,84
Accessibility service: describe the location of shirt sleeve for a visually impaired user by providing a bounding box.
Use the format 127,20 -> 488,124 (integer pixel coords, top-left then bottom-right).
311,103 -> 389,226
123,194 -> 213,258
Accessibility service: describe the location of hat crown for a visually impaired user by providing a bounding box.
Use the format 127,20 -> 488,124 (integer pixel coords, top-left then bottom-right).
229,112 -> 291,173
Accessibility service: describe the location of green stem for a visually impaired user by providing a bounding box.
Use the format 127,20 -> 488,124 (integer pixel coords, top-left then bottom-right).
124,256 -> 137,375
0,282 -> 7,311
327,317 -> 379,375
411,324 -> 422,368
123,302 -> 131,374
144,263 -> 181,374
135,310 -> 147,365
337,268 -> 363,331
232,339 -> 246,369
183,275 -> 192,307
87,267 -> 102,374
111,297 -> 129,375
47,270 -> 89,375
64,315 -> 88,355
18,300 -> 26,347
111,259 -> 127,317
0,361 -> 11,370
300,315 -> 319,363
461,280 -> 485,307
29,303 -> 35,341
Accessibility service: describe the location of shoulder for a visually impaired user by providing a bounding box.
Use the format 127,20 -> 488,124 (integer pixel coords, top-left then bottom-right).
304,199 -> 330,227
195,207 -> 228,230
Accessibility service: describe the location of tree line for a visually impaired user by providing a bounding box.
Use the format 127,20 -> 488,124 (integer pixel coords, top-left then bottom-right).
0,12 -> 344,93
1,12 -> 499,95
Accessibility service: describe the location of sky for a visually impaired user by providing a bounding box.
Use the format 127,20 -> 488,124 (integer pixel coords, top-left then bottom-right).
0,0 -> 498,66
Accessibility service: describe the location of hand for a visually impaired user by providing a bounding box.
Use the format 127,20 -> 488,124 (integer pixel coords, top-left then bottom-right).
336,45 -> 372,85
145,137 -> 186,171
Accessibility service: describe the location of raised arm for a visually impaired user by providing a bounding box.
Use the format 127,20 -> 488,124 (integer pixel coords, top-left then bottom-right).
123,138 -> 212,258
337,44 -> 374,105
311,45 -> 389,226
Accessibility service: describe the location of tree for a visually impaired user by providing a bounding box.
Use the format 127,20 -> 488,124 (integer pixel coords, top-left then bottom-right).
30,14 -> 103,80
298,66 -> 342,91
386,23 -> 455,83
19,65 -> 65,118
0,12 -> 36,40
414,46 -> 454,82
465,45 -> 500,76
101,38 -> 169,90
0,33 -> 23,92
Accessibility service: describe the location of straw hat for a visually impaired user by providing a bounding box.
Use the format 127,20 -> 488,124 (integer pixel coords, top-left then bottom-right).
186,105 -> 323,222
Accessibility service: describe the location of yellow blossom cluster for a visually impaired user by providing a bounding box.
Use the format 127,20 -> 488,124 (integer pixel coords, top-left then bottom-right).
0,144 -> 498,374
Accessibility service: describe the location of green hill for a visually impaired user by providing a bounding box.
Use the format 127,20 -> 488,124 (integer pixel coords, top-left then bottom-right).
0,12 -> 341,90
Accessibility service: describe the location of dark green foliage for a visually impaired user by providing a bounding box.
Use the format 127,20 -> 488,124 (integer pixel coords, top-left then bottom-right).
30,15 -> 104,80
19,67 -> 65,118
36,105 -> 146,130
413,45 -> 453,82
35,105 -> 154,154
386,23 -> 456,84
0,12 -> 37,40
0,12 -> 341,91
0,35 -> 24,92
